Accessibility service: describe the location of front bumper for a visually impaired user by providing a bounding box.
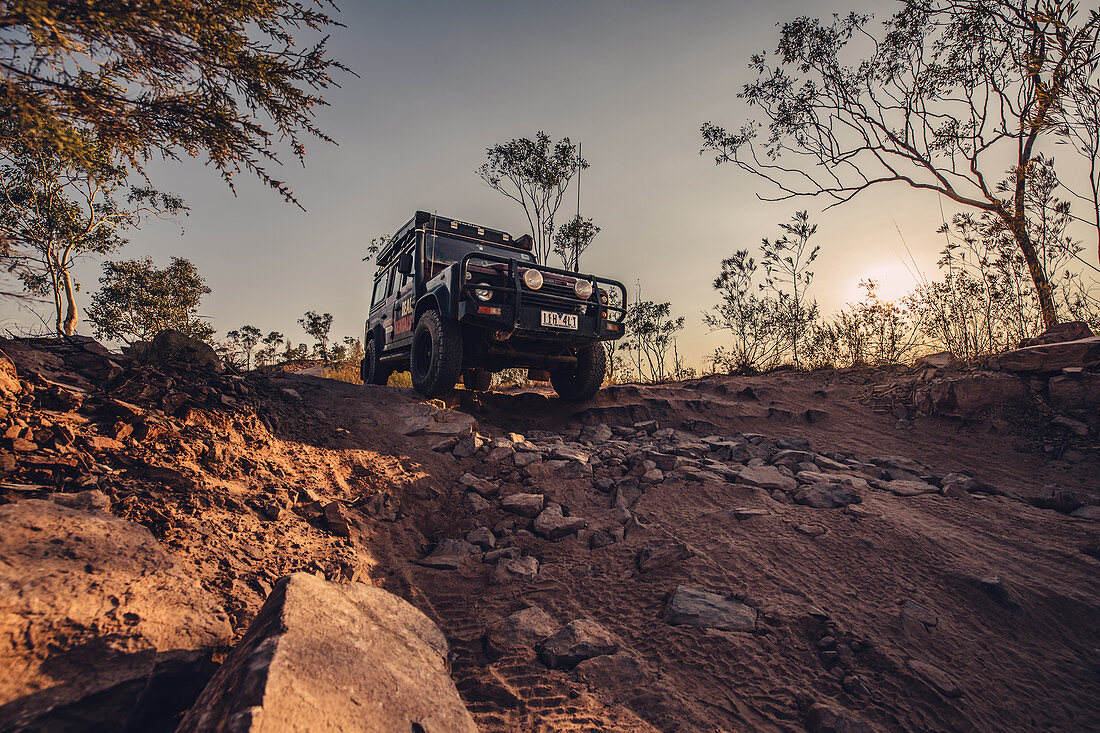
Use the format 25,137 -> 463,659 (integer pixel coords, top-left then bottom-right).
458,253 -> 627,343
457,301 -> 625,341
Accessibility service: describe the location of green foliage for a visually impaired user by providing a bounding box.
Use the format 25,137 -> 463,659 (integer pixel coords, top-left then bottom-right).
478,132 -> 587,264
0,136 -> 185,334
84,256 -> 212,343
552,215 -> 600,271
0,0 -> 349,205
704,211 -> 820,372
910,157 -> 1099,358
298,310 -> 333,361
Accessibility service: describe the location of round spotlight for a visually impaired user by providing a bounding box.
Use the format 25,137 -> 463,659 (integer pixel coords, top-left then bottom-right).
523,269 -> 543,290
473,283 -> 492,301
574,279 -> 594,299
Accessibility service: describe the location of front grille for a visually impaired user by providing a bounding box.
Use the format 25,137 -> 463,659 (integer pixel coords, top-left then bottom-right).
524,282 -> 587,312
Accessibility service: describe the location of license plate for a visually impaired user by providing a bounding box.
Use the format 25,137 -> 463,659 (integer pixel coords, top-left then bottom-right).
541,310 -> 578,329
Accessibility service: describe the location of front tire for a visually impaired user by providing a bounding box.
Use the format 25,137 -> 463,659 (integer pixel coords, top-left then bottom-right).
411,310 -> 463,397
361,338 -> 392,385
550,343 -> 607,401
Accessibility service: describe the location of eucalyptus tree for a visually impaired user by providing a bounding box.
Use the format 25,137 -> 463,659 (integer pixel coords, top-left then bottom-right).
0,140 -> 185,335
478,132 -> 587,265
702,0 -> 1100,329
0,0 -> 348,206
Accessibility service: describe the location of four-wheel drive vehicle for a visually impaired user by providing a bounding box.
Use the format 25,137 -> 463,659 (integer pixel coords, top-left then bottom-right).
362,211 -> 627,400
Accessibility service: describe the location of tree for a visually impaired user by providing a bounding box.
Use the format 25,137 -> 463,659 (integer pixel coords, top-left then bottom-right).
257,331 -> 285,368
703,250 -> 785,373
298,310 -> 333,360
552,215 -> 600,272
84,256 -> 213,343
701,0 -> 1100,329
623,299 -> 685,382
0,1 -> 348,206
478,132 -> 587,264
760,211 -> 820,368
227,325 -> 263,370
0,139 -> 185,334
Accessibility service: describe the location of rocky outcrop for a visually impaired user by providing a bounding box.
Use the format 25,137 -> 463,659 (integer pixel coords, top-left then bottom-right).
132,329 -> 224,372
0,500 -> 232,731
177,573 -> 477,733
991,336 -> 1100,373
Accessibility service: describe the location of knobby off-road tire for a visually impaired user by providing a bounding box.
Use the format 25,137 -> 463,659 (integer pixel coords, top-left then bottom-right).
463,368 -> 493,392
550,343 -> 607,401
411,310 -> 463,397
361,338 -> 392,385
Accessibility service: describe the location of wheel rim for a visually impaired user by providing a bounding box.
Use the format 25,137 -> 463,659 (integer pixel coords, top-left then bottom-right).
413,329 -> 433,379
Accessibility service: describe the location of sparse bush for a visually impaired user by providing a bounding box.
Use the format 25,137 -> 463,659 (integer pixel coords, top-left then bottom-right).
623,297 -> 685,382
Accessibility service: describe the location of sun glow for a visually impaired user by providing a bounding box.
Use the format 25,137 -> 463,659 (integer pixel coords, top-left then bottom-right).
845,262 -> 920,304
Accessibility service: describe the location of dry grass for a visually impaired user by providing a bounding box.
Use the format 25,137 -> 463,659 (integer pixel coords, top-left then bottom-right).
324,361 -> 413,389
323,361 -> 362,385
387,371 -> 412,388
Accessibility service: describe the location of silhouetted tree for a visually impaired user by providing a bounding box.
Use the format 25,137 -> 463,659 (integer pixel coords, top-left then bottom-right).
298,310 -> 333,360
478,132 -> 586,264
227,325 -> 263,370
552,215 -> 600,272
702,0 -> 1100,329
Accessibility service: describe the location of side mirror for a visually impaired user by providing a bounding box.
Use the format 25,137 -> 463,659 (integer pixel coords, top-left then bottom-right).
397,252 -> 414,276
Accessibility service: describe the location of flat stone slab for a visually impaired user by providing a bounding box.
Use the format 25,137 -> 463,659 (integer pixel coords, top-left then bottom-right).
663,585 -> 756,631
991,336 -> 1100,373
501,492 -> 544,517
884,479 -> 938,497
738,465 -> 797,492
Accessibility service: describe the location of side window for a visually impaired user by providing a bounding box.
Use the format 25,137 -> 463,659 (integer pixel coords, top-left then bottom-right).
371,275 -> 387,307
384,266 -> 397,297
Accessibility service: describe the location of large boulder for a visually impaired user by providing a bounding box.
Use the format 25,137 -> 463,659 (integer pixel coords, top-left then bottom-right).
178,573 -> 477,733
0,500 -> 232,732
925,372 -> 1027,415
991,336 -> 1100,373
133,329 -> 223,372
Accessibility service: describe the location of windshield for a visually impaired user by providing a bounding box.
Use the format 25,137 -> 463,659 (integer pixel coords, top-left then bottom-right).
422,233 -> 534,268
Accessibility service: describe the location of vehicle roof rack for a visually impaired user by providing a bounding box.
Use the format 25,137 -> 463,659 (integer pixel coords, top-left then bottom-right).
374,211 -> 531,268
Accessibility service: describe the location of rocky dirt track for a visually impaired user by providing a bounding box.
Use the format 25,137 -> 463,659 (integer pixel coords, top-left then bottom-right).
1,336 -> 1098,732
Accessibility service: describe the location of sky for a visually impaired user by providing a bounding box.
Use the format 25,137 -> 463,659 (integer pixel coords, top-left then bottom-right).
4,0 -> 1089,366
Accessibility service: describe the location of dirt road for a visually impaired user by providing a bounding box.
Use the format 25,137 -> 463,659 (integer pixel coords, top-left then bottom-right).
260,370 -> 1099,732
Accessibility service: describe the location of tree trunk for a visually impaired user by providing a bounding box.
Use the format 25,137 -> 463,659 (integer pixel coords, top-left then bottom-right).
1009,221 -> 1059,331
60,268 -> 78,336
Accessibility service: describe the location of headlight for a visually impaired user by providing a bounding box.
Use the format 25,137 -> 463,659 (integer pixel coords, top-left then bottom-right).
574,279 -> 594,299
600,291 -> 608,305
473,283 -> 492,301
523,269 -> 543,290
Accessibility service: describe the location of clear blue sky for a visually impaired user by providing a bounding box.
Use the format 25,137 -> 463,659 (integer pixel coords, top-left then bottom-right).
7,0 -> 1086,364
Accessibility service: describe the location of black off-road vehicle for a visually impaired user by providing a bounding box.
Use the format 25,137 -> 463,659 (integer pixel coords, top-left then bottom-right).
362,211 -> 627,400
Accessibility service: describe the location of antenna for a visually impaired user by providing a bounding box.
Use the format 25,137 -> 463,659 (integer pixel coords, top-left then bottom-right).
574,142 -> 582,272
